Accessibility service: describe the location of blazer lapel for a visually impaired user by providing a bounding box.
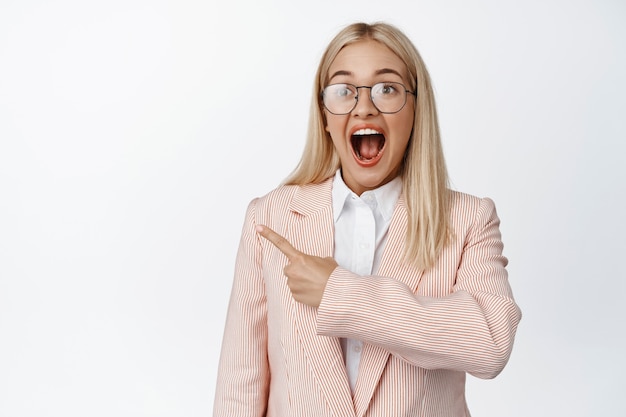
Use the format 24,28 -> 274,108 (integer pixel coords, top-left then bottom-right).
288,180 -> 355,417
377,195 -> 425,290
353,195 -> 425,417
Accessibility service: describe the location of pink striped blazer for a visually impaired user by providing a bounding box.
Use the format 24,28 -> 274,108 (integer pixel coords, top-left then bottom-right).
213,178 -> 521,417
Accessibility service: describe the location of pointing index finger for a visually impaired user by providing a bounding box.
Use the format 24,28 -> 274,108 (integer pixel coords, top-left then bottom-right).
255,225 -> 300,260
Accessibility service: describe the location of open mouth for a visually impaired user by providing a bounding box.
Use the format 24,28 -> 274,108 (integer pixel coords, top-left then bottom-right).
351,128 -> 385,164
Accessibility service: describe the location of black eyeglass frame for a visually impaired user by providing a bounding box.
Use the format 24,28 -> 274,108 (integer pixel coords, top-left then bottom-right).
321,82 -> 417,115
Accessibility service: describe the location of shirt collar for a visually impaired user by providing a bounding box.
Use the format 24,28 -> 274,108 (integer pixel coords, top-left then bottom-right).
331,170 -> 402,222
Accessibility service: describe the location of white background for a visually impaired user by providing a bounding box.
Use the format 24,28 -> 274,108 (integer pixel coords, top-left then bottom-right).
1,0 -> 624,416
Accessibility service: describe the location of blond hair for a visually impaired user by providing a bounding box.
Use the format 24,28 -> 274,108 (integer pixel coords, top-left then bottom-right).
285,22 -> 450,270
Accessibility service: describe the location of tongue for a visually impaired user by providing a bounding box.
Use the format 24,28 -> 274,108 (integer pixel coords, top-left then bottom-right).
359,135 -> 383,159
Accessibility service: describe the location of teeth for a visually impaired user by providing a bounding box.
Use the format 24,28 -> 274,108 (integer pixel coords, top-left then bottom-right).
352,128 -> 382,136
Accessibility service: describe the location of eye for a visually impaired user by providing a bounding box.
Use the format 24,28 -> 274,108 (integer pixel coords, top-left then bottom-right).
333,84 -> 355,98
378,82 -> 399,95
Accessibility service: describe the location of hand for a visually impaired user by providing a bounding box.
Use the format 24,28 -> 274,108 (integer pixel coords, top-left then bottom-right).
256,225 -> 338,307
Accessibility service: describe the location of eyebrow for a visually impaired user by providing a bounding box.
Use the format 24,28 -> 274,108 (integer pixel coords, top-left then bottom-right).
328,70 -> 352,80
375,68 -> 404,78
328,68 -> 405,82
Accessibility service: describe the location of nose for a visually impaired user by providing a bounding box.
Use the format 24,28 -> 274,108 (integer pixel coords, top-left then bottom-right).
352,86 -> 379,117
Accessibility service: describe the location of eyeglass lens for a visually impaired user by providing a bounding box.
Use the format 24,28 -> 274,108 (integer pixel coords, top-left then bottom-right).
322,82 -> 411,115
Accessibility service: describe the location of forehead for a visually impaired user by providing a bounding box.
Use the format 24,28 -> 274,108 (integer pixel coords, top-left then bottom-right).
327,39 -> 408,82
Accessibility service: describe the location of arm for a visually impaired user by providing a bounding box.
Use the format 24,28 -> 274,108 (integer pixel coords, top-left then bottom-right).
213,199 -> 269,417
316,198 -> 521,379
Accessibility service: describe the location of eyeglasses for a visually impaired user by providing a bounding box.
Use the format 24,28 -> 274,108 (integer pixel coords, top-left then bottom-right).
322,82 -> 416,115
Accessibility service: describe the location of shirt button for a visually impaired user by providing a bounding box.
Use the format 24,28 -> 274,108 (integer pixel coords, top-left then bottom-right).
354,345 -> 362,353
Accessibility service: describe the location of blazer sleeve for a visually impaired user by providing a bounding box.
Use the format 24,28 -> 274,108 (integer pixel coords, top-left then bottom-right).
213,199 -> 269,417
316,197 -> 522,379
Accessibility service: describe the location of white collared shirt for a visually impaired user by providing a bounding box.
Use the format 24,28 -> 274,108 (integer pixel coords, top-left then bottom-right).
331,170 -> 402,393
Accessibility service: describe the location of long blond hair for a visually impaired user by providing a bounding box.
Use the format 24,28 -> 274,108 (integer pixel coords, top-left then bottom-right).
285,22 -> 450,270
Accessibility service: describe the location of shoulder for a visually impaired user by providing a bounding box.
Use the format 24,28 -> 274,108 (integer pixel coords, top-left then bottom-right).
247,178 -> 333,222
448,190 -> 499,229
449,190 -> 496,211
253,183 -> 300,210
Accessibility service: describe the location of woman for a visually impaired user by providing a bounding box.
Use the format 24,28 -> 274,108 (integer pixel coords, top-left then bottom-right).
213,22 -> 521,417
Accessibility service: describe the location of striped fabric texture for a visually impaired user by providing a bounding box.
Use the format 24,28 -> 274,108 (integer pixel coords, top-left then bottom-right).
213,178 -> 521,417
